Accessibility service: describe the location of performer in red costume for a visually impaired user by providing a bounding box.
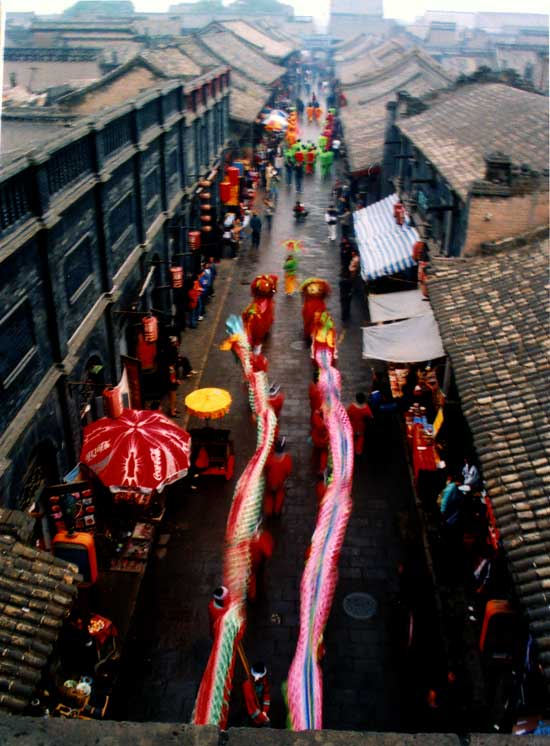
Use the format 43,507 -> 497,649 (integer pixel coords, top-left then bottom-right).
311,408 -> 329,472
264,437 -> 293,517
242,275 -> 278,352
242,662 -> 271,726
248,523 -> 274,601
300,278 -> 330,340
347,392 -> 374,456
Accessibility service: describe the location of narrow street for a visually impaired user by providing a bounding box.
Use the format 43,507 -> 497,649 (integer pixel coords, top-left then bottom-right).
112,119 -> 444,731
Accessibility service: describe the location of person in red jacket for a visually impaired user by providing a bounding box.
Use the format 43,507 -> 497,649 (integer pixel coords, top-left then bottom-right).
264,437 -> 293,517
248,525 -> 274,602
311,408 -> 329,471
208,585 -> 229,638
347,392 -> 374,456
242,661 -> 271,726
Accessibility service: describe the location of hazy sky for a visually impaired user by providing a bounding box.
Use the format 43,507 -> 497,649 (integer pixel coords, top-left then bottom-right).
4,0 -> 550,23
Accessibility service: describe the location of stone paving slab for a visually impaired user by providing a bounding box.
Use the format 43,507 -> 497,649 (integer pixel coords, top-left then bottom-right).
225,729 -> 461,745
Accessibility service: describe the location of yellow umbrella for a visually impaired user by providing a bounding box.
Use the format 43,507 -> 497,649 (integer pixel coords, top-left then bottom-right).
185,388 -> 232,420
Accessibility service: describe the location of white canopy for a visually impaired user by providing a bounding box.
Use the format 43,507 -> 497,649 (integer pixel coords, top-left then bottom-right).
368,289 -> 429,322
353,193 -> 419,280
362,311 -> 445,363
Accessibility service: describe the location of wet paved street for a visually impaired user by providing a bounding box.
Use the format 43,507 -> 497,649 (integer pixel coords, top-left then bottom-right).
113,121 -> 442,731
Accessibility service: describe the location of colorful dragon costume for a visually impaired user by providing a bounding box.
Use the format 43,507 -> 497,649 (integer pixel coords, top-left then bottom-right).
193,315 -> 278,727
287,282 -> 354,730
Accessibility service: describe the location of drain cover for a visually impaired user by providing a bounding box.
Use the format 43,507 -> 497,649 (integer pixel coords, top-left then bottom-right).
343,592 -> 378,620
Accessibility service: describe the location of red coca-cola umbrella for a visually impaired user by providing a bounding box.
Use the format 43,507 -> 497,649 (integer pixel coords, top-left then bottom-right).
80,410 -> 191,494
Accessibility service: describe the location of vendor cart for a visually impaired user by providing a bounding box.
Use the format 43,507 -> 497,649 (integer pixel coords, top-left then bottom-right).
185,388 -> 234,480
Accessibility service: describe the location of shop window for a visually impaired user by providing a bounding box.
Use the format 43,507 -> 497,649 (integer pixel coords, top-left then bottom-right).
0,297 -> 36,388
144,167 -> 160,206
108,193 -> 133,247
64,234 -> 93,305
78,355 -> 105,421
19,441 -> 59,511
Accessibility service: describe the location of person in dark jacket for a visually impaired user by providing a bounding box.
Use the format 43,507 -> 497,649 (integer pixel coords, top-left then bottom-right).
250,212 -> 262,249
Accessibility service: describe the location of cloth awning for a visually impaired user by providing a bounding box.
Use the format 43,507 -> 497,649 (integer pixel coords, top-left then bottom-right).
368,289 -> 429,322
353,193 -> 419,280
362,311 -> 445,362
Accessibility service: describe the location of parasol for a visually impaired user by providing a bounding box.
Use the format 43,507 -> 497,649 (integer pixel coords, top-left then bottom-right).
80,409 -> 191,494
264,110 -> 288,131
185,387 -> 232,420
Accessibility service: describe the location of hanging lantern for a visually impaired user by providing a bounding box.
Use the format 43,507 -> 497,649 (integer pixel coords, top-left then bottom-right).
143,315 -> 158,342
226,166 -> 240,187
201,225 -> 212,233
200,202 -> 212,212
103,387 -> 123,419
219,181 -> 231,203
199,191 -> 211,201
188,231 -> 201,250
170,266 -> 184,288
200,214 -> 211,223
199,178 -> 212,188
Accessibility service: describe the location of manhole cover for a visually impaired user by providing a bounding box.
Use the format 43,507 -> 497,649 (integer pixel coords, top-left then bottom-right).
343,592 -> 378,620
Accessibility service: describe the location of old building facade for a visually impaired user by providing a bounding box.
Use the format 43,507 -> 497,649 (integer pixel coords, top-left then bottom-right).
381,83 -> 549,257
0,68 -> 230,509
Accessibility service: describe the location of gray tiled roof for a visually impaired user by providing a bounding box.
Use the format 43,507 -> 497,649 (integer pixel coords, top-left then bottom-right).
0,524 -> 81,715
337,39 -> 407,86
428,238 -> 550,690
177,36 -> 219,69
218,20 -> 296,61
197,29 -> 286,86
397,83 -> 549,200
140,48 -> 202,79
340,51 -> 452,174
230,71 -> 270,124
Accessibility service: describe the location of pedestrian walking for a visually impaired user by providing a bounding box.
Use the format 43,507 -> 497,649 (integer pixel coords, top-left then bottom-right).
284,152 -> 294,184
283,252 -> 299,295
263,198 -> 274,231
250,212 -> 262,249
325,204 -> 338,241
332,136 -> 341,159
340,207 -> 352,239
339,272 -> 353,323
294,161 -> 304,193
349,249 -> 360,279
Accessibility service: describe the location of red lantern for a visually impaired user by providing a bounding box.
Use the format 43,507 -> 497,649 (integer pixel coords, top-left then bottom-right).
219,181 -> 231,203
199,179 -> 212,188
188,231 -> 201,250
143,315 -> 158,342
103,387 -> 123,419
201,225 -> 212,233
170,266 -> 184,288
200,202 -> 212,212
226,166 -> 240,187
199,191 -> 211,200
200,214 -> 211,223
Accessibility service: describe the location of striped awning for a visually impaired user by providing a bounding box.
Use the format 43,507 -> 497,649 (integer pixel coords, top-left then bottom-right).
353,193 -> 419,280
